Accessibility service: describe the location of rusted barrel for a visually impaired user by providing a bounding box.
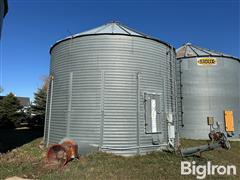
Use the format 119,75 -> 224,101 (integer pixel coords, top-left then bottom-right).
46,139 -> 79,166
61,139 -> 78,159
46,144 -> 68,166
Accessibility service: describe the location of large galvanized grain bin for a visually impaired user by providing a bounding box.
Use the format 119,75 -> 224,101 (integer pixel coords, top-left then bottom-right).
0,0 -> 8,37
177,43 -> 240,139
44,22 -> 179,156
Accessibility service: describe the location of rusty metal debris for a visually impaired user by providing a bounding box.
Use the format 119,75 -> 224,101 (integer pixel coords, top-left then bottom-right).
46,139 -> 78,167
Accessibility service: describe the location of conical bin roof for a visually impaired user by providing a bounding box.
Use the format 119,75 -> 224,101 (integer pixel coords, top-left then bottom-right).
176,43 -> 239,61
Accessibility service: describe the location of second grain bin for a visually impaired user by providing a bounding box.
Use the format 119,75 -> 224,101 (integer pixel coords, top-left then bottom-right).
44,22 -> 179,156
177,43 -> 240,139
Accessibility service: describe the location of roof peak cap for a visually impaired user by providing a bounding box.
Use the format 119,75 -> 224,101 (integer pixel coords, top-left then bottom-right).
108,20 -> 121,24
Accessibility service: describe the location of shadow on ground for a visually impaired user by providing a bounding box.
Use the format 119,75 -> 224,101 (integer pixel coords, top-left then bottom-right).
0,127 -> 43,153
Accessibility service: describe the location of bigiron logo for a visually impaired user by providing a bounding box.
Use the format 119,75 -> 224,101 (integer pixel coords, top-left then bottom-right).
181,161 -> 237,179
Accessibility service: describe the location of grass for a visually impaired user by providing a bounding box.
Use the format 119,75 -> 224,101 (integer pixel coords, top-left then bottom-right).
0,138 -> 239,180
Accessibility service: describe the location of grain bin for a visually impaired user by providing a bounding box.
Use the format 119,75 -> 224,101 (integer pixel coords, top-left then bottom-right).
44,22 -> 179,156
0,0 -> 8,37
177,43 -> 240,139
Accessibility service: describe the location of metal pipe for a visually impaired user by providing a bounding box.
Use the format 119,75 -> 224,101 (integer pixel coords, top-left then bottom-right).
181,142 -> 222,157
47,76 -> 54,146
136,72 -> 140,154
100,71 -> 105,148
66,72 -> 73,137
179,59 -> 184,127
172,46 -> 179,147
43,77 -> 50,143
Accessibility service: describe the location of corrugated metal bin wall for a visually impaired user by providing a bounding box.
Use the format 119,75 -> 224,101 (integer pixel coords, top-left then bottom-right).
44,23 -> 178,155
177,52 -> 240,139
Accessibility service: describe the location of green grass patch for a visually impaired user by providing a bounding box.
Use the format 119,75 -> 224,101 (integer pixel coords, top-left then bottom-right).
0,138 -> 239,179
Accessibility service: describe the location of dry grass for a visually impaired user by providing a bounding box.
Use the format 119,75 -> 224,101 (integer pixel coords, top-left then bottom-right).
0,138 -> 239,180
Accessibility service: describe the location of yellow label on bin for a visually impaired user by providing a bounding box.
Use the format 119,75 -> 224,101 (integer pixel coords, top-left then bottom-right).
197,58 -> 217,65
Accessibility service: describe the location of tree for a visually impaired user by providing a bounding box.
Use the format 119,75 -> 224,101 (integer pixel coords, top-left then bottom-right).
0,93 -> 23,128
41,75 -> 50,92
31,83 -> 47,125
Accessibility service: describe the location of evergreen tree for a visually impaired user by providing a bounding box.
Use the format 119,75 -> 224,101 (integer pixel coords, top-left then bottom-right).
31,87 -> 47,125
0,93 -> 23,128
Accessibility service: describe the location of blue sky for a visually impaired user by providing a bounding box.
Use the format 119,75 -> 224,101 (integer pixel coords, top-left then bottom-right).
1,0 -> 239,101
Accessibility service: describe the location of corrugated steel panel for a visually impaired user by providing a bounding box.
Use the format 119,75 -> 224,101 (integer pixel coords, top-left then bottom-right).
77,22 -> 142,36
177,56 -> 240,139
45,32 -> 178,155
